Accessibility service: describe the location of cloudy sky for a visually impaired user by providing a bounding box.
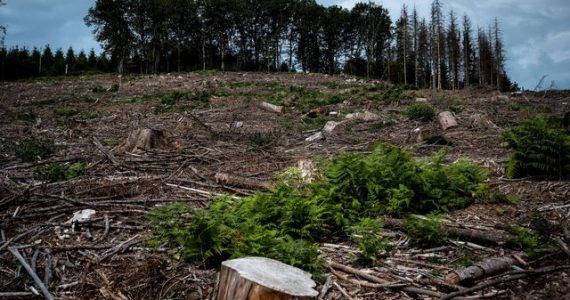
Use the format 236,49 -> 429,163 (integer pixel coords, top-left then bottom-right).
1,0 -> 569,89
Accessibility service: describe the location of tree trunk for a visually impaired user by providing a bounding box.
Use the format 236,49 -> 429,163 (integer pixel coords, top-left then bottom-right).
216,257 -> 318,300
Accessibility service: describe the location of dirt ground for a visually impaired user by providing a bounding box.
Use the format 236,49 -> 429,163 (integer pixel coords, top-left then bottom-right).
1,72 -> 569,299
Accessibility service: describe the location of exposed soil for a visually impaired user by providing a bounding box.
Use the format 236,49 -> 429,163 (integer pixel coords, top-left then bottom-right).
1,72 -> 569,299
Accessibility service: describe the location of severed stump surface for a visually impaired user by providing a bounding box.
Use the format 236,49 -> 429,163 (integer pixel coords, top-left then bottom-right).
217,257 -> 318,300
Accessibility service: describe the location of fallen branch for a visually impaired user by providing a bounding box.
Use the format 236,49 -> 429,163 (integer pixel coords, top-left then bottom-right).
445,256 -> 521,285
440,265 -> 570,300
383,217 -> 513,245
328,261 -> 442,297
8,247 -> 54,300
92,137 -> 122,167
214,172 -> 272,191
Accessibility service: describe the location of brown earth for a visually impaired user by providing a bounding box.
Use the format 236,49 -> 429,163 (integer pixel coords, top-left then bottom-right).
0,72 -> 569,299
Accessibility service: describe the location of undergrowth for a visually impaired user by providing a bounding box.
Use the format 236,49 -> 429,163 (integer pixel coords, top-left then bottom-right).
406,103 -> 436,121
148,144 -> 490,273
503,115 -> 570,179
34,162 -> 86,182
14,137 -> 56,162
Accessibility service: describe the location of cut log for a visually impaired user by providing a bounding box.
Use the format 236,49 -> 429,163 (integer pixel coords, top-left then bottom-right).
437,111 -> 459,130
491,95 -> 509,101
115,128 -> 175,153
345,110 -> 380,122
416,98 -> 428,103
216,257 -> 318,300
259,102 -> 283,114
445,256 -> 521,285
383,217 -> 513,246
215,172 -> 272,191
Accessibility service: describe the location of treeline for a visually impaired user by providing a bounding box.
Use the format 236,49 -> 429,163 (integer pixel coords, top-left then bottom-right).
1,0 -> 516,91
0,46 -> 111,80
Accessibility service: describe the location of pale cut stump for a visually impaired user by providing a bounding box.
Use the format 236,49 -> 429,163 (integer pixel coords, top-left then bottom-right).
437,111 -> 459,130
216,257 -> 318,300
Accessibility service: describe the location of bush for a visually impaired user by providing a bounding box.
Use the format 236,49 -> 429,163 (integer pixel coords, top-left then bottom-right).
14,137 -> 56,162
34,162 -> 86,182
503,116 -> 570,179
148,145 -> 489,272
406,103 -> 435,121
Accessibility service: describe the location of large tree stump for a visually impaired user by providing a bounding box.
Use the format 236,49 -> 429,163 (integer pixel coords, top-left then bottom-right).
216,257 -> 318,300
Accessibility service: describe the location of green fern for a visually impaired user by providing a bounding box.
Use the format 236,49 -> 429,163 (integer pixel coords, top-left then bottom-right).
503,116 -> 570,179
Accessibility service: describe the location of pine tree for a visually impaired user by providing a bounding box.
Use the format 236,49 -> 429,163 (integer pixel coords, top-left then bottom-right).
65,47 -> 76,73
462,14 -> 475,87
446,10 -> 460,90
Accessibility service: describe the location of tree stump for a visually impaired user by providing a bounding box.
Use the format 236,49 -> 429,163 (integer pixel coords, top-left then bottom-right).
115,128 -> 175,153
216,257 -> 318,300
437,111 -> 459,130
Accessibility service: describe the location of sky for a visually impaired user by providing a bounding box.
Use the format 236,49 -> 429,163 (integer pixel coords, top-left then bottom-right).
0,0 -> 569,90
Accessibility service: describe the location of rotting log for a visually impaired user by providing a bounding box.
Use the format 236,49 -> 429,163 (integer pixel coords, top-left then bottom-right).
437,111 -> 459,130
259,102 -> 284,114
216,257 -> 318,300
445,256 -> 521,285
214,172 -> 272,191
383,217 -> 513,246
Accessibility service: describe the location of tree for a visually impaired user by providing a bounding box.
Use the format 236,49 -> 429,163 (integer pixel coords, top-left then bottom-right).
430,0 -> 444,89
447,9 -> 460,90
321,5 -> 349,74
85,0 -> 134,75
65,47 -> 76,73
76,50 -> 88,71
396,4 -> 410,84
493,17 -> 505,90
87,49 -> 98,70
53,48 -> 66,75
41,45 -> 54,76
0,0 -> 6,49
462,14 -> 475,87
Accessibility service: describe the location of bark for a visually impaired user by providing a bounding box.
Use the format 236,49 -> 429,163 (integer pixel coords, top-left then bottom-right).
445,256 -> 520,285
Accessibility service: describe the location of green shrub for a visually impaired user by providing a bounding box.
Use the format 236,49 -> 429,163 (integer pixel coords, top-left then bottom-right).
148,144 -> 490,272
503,116 -> 570,179
405,213 -> 447,247
34,162 -> 86,182
406,103 -> 435,121
77,112 -> 100,120
14,137 -> 56,162
347,218 -> 392,265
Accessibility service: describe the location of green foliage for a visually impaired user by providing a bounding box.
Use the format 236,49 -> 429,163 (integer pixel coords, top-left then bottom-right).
155,90 -> 211,113
77,111 -> 100,120
449,98 -> 465,113
405,213 -> 447,247
406,103 -> 436,121
148,144 -> 490,272
347,218 -> 391,265
503,116 -> 570,179
54,107 -> 79,117
34,162 -> 86,182
508,225 -> 541,255
14,137 -> 56,162
15,110 -> 37,122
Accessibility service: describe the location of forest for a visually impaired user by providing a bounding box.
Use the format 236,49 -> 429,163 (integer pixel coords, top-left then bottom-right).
1,0 -> 516,91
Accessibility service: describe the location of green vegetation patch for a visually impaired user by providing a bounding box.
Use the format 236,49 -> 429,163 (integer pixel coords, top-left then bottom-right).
34,162 -> 86,182
14,137 -> 56,162
503,116 -> 570,179
149,144 -> 489,272
406,103 -> 436,121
